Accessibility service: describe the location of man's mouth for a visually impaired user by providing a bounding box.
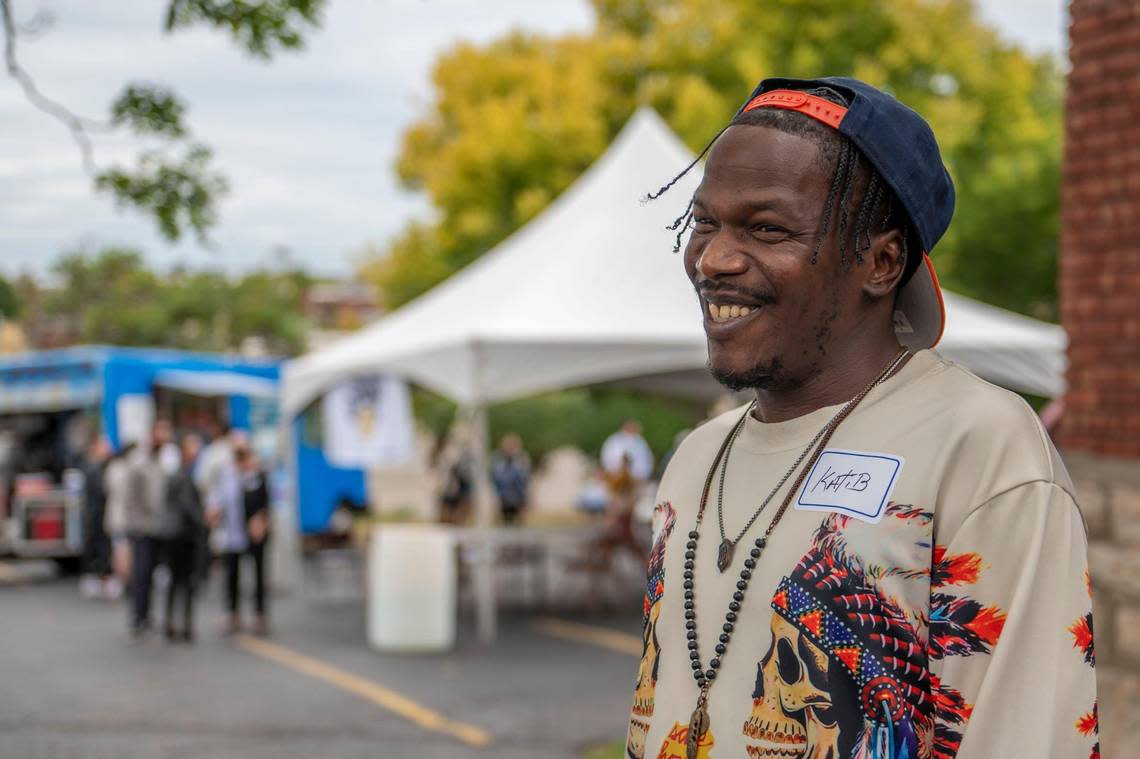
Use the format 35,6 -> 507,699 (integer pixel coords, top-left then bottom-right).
706,301 -> 755,323
702,295 -> 766,325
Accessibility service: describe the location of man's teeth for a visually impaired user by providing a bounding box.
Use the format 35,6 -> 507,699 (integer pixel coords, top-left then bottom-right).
707,303 -> 753,322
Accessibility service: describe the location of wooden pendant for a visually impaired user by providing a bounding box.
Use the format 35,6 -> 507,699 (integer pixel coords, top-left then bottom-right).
686,699 -> 710,759
716,539 -> 734,573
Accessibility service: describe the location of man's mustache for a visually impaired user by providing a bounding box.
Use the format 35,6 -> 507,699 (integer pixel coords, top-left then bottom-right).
694,279 -> 777,305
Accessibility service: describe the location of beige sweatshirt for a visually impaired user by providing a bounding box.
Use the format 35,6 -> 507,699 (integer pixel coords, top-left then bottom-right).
626,350 -> 1098,759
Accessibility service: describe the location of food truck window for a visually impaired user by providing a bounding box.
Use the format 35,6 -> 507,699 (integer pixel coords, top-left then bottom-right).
153,386 -> 229,433
0,409 -> 96,519
0,410 -> 92,479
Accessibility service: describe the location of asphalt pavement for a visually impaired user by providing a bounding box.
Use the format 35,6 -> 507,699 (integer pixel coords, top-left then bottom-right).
0,564 -> 641,759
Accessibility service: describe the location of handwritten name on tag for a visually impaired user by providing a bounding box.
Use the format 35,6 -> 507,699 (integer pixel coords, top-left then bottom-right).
794,449 -> 904,524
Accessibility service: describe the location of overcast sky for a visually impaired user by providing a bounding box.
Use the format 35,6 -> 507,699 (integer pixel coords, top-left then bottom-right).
0,0 -> 1065,280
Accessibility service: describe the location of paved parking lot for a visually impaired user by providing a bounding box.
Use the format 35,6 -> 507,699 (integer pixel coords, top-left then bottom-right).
0,568 -> 641,759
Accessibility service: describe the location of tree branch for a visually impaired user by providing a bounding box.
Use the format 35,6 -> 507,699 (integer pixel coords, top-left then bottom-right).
1,0 -> 109,173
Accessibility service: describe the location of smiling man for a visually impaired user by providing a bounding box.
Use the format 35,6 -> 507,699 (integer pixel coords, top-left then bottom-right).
626,78 -> 1098,759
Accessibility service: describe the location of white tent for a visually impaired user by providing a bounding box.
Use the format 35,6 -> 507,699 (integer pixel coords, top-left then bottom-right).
283,107 -> 1066,416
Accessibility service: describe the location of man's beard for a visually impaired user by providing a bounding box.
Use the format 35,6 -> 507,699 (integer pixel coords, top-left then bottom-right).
707,356 -> 785,392
707,300 -> 838,393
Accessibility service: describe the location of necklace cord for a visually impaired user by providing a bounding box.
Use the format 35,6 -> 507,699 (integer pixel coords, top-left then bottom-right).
759,348 -> 909,540
710,347 -> 909,546
694,404 -> 749,525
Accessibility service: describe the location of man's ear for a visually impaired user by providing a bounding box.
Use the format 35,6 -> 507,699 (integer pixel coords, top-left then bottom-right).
862,229 -> 906,300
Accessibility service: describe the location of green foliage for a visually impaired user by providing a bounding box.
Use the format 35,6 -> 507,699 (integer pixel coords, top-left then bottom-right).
33,246 -> 311,354
413,386 -> 702,463
367,0 -> 1063,319
96,144 -> 228,244
3,2 -> 323,246
45,249 -> 167,346
491,388 -> 700,462
935,56 -> 1063,320
410,388 -> 458,442
164,0 -> 325,58
0,276 -> 21,320
110,84 -> 188,138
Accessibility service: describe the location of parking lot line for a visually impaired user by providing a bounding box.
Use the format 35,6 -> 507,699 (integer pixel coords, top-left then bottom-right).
532,617 -> 642,657
235,634 -> 492,747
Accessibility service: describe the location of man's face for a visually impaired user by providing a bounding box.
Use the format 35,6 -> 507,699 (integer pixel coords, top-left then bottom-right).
684,125 -> 859,391
152,419 -> 172,446
501,434 -> 521,455
91,437 -> 111,462
182,435 -> 202,463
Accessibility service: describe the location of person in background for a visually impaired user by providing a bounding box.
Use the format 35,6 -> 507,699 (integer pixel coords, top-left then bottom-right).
153,417 -> 181,476
157,433 -> 205,642
124,427 -> 167,637
235,444 -> 271,637
439,449 -> 475,525
600,419 -> 654,484
598,420 -> 655,562
79,435 -> 112,599
598,452 -> 647,564
206,435 -> 245,634
490,433 -> 530,525
194,421 -> 234,496
103,442 -> 135,600
194,420 -> 233,585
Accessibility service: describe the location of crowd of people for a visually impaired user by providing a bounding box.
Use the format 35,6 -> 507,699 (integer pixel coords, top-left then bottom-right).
78,419 -> 273,642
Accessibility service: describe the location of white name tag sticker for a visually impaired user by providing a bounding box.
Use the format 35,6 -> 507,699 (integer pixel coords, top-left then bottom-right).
794,448 -> 904,524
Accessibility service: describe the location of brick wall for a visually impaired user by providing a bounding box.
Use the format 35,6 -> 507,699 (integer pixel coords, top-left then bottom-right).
1061,2 -> 1140,756
1058,0 -> 1140,457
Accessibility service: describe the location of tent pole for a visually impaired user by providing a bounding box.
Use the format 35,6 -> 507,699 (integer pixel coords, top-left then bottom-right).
468,403 -> 496,528
270,414 -> 303,593
466,402 -> 498,643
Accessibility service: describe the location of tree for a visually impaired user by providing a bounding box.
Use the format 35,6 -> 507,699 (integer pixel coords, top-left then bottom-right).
0,275 -> 20,320
365,0 -> 1063,319
1,0 -> 324,243
45,248 -> 168,346
29,246 -> 312,354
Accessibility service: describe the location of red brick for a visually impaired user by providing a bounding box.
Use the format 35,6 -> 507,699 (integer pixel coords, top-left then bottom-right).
1060,1 -> 1140,458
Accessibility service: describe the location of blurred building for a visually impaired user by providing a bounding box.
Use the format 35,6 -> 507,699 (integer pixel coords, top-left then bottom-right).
1059,1 -> 1140,753
303,281 -> 384,351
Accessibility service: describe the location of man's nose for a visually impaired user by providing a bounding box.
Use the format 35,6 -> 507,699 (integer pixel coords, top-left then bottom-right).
696,230 -> 750,280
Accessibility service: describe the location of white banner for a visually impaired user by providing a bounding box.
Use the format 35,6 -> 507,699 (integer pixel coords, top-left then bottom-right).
321,375 -> 413,469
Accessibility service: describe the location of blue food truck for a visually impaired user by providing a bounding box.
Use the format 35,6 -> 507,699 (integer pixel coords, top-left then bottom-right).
0,346 -> 279,564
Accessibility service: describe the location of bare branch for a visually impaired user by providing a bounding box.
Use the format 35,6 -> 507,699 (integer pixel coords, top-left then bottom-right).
1,0 -> 109,173
16,8 -> 51,37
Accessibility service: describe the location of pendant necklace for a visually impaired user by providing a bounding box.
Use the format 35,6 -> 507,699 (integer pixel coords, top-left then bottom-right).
679,347 -> 909,759
712,413 -> 830,572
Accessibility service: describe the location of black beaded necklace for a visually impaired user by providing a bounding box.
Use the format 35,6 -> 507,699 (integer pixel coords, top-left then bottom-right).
679,348 -> 909,759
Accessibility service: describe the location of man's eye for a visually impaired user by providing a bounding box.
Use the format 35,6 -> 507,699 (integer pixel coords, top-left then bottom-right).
693,217 -> 715,227
753,224 -> 786,235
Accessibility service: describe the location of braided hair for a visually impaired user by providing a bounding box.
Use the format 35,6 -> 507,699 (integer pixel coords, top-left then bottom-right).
649,87 -> 919,283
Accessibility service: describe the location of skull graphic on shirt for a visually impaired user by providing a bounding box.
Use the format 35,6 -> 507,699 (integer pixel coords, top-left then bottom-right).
742,503 -> 955,759
743,614 -> 842,758
628,600 -> 662,758
626,501 -> 676,759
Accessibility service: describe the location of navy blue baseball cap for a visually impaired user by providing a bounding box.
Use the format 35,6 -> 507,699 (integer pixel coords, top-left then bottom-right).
738,76 -> 955,350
